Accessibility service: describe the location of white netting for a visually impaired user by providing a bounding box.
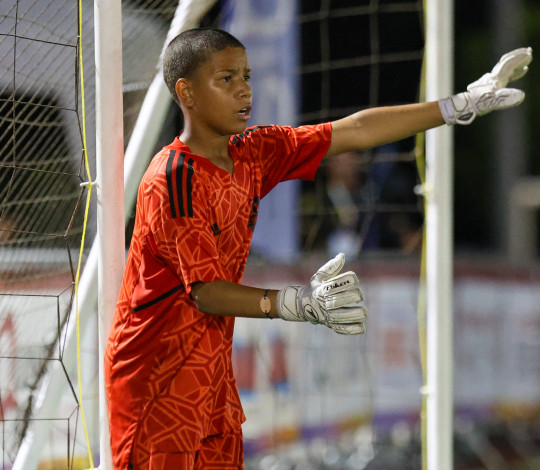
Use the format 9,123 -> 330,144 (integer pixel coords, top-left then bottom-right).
1,0 -> 86,466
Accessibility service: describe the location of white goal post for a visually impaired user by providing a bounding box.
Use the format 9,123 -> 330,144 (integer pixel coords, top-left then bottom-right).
425,1 -> 454,470
94,0 -> 124,468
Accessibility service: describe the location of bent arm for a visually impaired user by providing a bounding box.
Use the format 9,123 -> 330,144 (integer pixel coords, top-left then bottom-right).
326,101 -> 444,157
190,254 -> 367,335
191,280 -> 279,319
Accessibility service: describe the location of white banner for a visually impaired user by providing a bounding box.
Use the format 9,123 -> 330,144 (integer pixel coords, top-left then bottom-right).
222,0 -> 301,263
233,265 -> 540,449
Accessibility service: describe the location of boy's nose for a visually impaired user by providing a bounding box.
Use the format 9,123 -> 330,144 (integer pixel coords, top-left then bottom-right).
237,82 -> 252,99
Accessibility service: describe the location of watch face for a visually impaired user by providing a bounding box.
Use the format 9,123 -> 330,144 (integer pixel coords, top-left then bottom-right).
260,296 -> 272,315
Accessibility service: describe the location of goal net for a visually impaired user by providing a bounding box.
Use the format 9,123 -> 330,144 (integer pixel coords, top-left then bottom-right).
1,1 -> 88,467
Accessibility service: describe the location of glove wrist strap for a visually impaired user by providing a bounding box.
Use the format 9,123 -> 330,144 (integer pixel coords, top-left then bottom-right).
277,286 -> 304,322
439,93 -> 477,126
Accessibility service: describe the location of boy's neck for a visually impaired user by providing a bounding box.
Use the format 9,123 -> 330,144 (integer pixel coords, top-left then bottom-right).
180,126 -> 229,155
180,128 -> 234,174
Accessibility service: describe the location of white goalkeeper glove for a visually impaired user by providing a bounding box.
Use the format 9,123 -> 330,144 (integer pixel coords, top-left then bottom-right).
276,253 -> 367,335
439,47 -> 533,125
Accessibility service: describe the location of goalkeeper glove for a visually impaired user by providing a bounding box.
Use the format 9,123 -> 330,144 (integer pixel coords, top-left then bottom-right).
439,47 -> 533,125
276,253 -> 367,335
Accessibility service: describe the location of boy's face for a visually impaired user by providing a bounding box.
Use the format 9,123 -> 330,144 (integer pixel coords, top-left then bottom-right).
178,47 -> 252,136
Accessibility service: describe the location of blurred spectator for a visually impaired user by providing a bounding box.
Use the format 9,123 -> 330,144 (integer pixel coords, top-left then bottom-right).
325,151 -> 365,258
310,145 -> 423,257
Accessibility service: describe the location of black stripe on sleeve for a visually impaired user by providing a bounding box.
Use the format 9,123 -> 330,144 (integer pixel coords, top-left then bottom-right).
166,150 -> 177,218
186,158 -> 194,217
232,125 -> 272,146
176,152 -> 185,217
132,284 -> 184,313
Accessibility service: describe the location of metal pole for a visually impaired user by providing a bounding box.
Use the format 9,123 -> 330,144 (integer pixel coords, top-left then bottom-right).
94,0 -> 125,468
425,1 -> 454,470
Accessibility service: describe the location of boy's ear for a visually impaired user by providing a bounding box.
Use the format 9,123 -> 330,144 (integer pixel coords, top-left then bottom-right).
175,78 -> 193,106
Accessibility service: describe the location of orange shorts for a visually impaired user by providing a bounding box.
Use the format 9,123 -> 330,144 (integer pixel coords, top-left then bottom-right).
129,428 -> 244,470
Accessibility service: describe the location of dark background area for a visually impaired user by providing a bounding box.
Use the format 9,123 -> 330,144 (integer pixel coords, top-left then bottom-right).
166,0 -> 540,258
296,0 -> 539,257
297,0 -> 425,254
453,0 -> 539,254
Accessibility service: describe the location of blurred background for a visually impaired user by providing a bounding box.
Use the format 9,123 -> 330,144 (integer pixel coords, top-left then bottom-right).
1,0 -> 539,469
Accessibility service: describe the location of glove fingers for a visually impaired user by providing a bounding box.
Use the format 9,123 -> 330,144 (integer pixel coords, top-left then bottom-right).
328,322 -> 365,335
491,47 -> 533,86
316,271 -> 364,310
323,288 -> 363,309
319,271 -> 361,295
326,305 -> 367,324
311,252 -> 346,285
315,271 -> 363,307
494,47 -> 532,74
495,88 -> 525,109
509,65 -> 529,83
477,89 -> 525,115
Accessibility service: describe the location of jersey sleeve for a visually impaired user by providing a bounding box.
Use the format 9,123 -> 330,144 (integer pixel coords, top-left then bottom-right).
253,122 -> 332,198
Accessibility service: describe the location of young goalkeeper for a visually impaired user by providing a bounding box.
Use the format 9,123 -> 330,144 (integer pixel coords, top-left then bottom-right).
104,28 -> 532,470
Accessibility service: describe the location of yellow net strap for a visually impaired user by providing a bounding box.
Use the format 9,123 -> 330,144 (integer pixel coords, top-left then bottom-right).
76,0 -> 95,467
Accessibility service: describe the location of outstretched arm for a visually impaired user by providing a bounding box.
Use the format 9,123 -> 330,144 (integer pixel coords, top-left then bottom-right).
326,47 -> 533,157
326,101 -> 443,157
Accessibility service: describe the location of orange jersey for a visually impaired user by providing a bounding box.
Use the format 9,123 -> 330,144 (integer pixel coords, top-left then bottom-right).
104,123 -> 332,468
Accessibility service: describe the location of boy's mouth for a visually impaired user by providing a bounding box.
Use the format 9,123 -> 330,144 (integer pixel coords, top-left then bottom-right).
237,106 -> 251,120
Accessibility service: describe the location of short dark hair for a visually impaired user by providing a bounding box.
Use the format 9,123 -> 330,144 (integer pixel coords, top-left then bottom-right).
163,28 -> 245,104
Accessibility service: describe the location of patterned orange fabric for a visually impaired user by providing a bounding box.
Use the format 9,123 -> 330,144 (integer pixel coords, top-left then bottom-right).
131,427 -> 244,469
105,123 -> 332,469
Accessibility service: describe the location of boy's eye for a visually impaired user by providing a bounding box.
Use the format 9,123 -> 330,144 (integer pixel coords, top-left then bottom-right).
221,75 -> 232,82
244,75 -> 251,82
